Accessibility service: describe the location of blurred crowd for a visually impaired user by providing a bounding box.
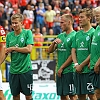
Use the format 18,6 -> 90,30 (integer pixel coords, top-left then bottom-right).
0,0 -> 100,36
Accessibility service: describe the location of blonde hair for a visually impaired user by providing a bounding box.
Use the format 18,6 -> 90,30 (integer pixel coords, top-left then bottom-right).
11,13 -> 23,22
79,8 -> 93,22
61,14 -> 74,24
93,6 -> 100,13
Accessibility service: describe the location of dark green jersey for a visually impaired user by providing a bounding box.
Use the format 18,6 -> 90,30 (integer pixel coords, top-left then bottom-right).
90,25 -> 100,69
6,29 -> 34,74
56,31 -> 76,74
72,27 -> 95,73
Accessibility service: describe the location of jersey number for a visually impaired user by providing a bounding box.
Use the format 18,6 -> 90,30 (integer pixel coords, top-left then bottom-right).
87,83 -> 94,92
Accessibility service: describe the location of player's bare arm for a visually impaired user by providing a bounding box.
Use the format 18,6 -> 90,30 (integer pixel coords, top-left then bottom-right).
6,44 -> 33,54
48,38 -> 61,53
94,58 -> 100,74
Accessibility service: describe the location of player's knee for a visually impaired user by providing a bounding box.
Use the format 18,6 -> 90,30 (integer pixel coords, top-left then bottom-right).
95,89 -> 100,98
88,94 -> 96,100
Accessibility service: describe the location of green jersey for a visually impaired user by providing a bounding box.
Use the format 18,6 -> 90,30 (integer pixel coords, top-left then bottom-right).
56,31 -> 76,74
72,27 -> 95,73
90,25 -> 100,69
6,29 -> 34,74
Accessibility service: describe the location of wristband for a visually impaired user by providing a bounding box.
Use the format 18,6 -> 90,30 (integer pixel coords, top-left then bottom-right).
74,63 -> 78,66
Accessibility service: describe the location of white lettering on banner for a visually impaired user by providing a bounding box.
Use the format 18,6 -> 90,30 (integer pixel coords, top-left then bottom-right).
3,83 -> 60,100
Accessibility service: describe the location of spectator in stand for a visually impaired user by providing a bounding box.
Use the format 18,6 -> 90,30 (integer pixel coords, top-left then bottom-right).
34,28 -> 44,59
61,0 -> 72,14
42,26 -> 47,35
9,0 -> 19,7
82,0 -> 93,9
36,0 -> 46,9
23,4 -> 34,30
64,7 -> 71,14
44,5 -> 56,32
53,10 -> 62,35
23,14 -> 32,30
47,29 -> 55,42
0,3 -> 7,26
81,0 -> 95,7
11,4 -> 19,15
34,28 -> 44,47
53,0 -> 61,12
36,2 -> 46,33
19,0 -> 27,13
95,0 -> 100,6
3,20 -> 10,34
73,12 -> 80,31
71,0 -> 82,15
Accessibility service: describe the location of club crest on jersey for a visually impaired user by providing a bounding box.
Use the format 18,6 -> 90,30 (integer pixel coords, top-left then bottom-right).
86,36 -> 90,41
67,38 -> 70,42
98,32 -> 100,36
21,38 -> 24,43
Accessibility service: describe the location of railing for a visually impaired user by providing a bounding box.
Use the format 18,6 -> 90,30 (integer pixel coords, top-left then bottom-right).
31,35 -> 57,60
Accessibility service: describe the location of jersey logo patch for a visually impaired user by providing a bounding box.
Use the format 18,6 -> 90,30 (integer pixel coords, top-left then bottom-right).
67,38 -> 70,42
86,36 -> 90,41
98,32 -> 100,36
20,38 -> 24,43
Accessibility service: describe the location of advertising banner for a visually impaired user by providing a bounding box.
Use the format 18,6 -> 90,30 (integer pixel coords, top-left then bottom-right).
3,82 -> 60,100
32,60 -> 56,82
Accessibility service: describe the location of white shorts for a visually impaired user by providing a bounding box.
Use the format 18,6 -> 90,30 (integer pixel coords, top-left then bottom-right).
0,70 -> 3,90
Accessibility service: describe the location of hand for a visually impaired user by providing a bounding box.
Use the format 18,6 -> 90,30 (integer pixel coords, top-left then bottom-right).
94,64 -> 100,74
53,38 -> 62,44
75,65 -> 82,73
57,68 -> 63,77
6,47 -> 15,54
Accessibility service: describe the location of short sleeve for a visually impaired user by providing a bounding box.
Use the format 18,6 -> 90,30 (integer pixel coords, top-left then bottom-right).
26,30 -> 34,45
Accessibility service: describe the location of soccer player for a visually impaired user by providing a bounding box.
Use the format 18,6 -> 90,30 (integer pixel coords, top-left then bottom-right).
89,6 -> 100,99
0,25 -> 6,100
0,13 -> 34,100
72,8 -> 97,100
48,14 -> 76,100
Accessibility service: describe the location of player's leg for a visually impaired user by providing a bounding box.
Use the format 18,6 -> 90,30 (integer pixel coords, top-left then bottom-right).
95,89 -> 100,100
88,94 -> 97,100
20,70 -> 33,100
78,94 -> 86,100
9,73 -> 21,100
62,73 -> 76,100
61,95 -> 69,100
0,70 -> 6,100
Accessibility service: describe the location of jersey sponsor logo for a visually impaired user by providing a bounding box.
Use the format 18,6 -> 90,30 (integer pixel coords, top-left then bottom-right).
77,48 -> 88,50
0,36 -> 6,42
80,42 -> 84,47
15,44 -> 19,47
86,36 -> 90,41
61,43 -> 64,48
58,48 -> 66,51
